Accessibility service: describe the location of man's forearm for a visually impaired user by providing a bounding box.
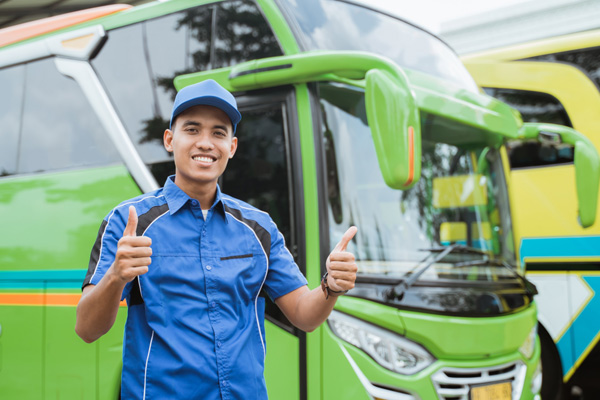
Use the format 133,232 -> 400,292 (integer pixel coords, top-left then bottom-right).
75,266 -> 126,343
297,286 -> 338,332
276,285 -> 337,332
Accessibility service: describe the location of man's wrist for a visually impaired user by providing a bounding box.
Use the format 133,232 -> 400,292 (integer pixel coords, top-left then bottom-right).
105,264 -> 130,289
320,271 -> 348,300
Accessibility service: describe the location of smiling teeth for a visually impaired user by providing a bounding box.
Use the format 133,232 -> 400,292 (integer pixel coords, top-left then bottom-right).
193,156 -> 214,163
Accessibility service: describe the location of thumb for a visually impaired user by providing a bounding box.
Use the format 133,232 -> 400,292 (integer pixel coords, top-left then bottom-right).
334,226 -> 357,252
123,206 -> 138,237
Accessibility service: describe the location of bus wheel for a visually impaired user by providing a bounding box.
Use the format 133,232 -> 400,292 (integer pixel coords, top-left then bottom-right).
540,325 -> 565,400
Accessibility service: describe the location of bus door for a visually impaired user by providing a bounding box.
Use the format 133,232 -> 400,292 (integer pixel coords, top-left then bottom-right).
220,86 -> 306,400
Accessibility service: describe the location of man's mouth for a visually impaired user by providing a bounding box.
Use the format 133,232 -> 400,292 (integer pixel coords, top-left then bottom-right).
192,155 -> 216,163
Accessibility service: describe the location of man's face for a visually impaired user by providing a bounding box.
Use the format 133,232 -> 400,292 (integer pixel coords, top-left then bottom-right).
164,105 -> 238,192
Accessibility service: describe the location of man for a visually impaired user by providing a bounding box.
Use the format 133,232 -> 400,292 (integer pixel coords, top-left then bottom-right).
76,79 -> 358,399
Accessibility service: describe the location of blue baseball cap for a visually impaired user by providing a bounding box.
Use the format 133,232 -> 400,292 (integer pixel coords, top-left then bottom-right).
170,79 -> 242,134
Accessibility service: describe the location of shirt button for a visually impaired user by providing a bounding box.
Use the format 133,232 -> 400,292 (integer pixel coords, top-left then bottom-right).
191,200 -> 198,207
206,265 -> 212,270
217,341 -> 222,347
211,301 -> 216,308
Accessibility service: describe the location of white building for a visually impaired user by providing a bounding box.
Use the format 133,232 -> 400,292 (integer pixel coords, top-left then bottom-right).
440,0 -> 600,55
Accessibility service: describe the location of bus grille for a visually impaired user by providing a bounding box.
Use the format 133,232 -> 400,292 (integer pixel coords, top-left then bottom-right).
431,361 -> 526,400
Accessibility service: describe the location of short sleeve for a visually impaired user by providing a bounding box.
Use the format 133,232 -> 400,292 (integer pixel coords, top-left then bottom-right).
262,221 -> 307,300
81,205 -> 132,301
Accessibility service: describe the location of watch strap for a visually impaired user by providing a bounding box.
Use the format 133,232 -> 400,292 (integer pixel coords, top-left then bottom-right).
321,271 -> 348,300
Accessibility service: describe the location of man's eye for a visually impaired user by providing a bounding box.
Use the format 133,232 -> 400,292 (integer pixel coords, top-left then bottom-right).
215,131 -> 227,137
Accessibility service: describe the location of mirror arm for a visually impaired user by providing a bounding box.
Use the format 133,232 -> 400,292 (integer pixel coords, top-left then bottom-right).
227,51 -> 406,90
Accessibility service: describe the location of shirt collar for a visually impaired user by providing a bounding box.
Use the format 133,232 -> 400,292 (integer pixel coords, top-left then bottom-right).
163,176 -> 227,220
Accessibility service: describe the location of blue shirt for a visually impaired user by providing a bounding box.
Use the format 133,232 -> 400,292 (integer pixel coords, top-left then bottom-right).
83,176 -> 307,399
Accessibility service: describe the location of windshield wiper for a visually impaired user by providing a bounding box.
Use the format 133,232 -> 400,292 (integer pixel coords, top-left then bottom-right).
385,244 -> 505,301
457,258 -> 538,297
385,244 -> 460,301
422,244 -> 490,256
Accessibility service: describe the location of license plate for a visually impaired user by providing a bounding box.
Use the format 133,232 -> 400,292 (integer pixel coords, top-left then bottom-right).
470,381 -> 511,400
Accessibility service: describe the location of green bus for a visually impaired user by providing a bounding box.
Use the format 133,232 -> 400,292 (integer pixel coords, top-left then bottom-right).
2,0 -> 594,398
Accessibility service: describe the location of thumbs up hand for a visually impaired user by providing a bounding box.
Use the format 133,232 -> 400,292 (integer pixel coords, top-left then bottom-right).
113,206 -> 152,283
325,226 -> 358,294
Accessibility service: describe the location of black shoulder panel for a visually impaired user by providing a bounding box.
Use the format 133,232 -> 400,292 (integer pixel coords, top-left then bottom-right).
223,203 -> 271,260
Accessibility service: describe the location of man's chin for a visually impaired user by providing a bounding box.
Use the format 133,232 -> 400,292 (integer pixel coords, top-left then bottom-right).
175,172 -> 220,187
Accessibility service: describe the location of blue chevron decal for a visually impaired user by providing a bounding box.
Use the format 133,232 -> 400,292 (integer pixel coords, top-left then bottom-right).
520,236 -> 600,265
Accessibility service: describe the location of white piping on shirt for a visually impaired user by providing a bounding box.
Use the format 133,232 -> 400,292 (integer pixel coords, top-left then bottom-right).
136,209 -> 169,300
223,197 -> 270,217
142,330 -> 155,400
225,211 -> 269,359
89,195 -> 165,285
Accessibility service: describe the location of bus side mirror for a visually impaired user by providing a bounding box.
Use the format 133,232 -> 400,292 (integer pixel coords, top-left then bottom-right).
365,69 -> 421,189
519,123 -> 600,227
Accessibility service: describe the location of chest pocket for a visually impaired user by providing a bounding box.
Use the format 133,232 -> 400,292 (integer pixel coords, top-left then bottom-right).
218,252 -> 266,303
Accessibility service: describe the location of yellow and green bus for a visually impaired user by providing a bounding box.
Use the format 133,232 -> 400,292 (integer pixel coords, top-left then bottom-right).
3,1 -> 595,399
464,30 -> 600,399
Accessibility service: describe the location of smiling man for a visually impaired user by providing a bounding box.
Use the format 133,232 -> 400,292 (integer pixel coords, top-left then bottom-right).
75,79 -> 358,399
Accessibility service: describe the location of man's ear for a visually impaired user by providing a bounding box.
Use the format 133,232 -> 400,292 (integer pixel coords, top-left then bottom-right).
229,136 -> 238,159
164,129 -> 174,152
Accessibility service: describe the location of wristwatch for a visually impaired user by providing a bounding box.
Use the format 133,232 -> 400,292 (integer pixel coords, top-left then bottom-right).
321,271 -> 348,300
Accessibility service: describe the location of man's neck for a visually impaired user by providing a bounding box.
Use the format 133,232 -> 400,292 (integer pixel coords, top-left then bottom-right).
173,176 -> 217,210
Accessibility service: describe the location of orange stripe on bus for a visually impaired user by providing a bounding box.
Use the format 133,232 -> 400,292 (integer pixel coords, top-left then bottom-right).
0,293 -> 126,307
405,126 -> 415,186
0,5 -> 132,47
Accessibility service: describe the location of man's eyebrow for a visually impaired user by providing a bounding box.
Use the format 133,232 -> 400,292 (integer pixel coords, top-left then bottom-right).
181,120 -> 200,128
180,121 -> 229,132
213,124 -> 229,132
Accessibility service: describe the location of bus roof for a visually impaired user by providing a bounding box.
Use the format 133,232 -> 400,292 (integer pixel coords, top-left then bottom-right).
0,4 -> 132,47
462,29 -> 600,62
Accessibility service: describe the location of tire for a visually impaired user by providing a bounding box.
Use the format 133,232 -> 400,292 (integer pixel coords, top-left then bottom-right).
539,324 -> 566,400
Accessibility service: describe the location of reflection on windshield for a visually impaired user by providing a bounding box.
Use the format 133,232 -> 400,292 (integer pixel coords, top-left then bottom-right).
93,0 -> 282,184
277,0 -> 477,91
320,83 -> 516,278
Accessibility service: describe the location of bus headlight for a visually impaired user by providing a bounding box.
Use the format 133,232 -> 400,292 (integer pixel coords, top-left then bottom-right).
531,361 -> 542,395
328,310 -> 434,375
519,324 -> 537,359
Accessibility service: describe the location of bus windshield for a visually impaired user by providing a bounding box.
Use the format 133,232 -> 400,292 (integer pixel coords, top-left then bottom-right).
320,82 -> 517,281
277,0 -> 477,91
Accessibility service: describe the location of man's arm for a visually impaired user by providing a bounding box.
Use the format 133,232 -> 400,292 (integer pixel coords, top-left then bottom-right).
275,227 -> 357,332
75,206 -> 152,343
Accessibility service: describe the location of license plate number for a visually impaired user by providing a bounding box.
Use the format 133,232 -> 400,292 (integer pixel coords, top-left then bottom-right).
470,381 -> 511,400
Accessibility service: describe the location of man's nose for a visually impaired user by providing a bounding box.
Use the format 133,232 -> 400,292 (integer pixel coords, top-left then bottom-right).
195,132 -> 214,149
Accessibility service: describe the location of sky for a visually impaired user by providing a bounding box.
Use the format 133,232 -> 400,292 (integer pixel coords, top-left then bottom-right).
360,0 -> 531,33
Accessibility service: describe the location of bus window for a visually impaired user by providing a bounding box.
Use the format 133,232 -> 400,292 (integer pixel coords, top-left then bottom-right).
482,88 -> 572,127
0,64 -> 23,177
527,47 -> 600,88
483,87 -> 574,168
12,58 -> 119,175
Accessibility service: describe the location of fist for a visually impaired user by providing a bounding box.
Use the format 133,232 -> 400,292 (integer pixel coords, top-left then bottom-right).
113,206 -> 152,283
325,226 -> 358,293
